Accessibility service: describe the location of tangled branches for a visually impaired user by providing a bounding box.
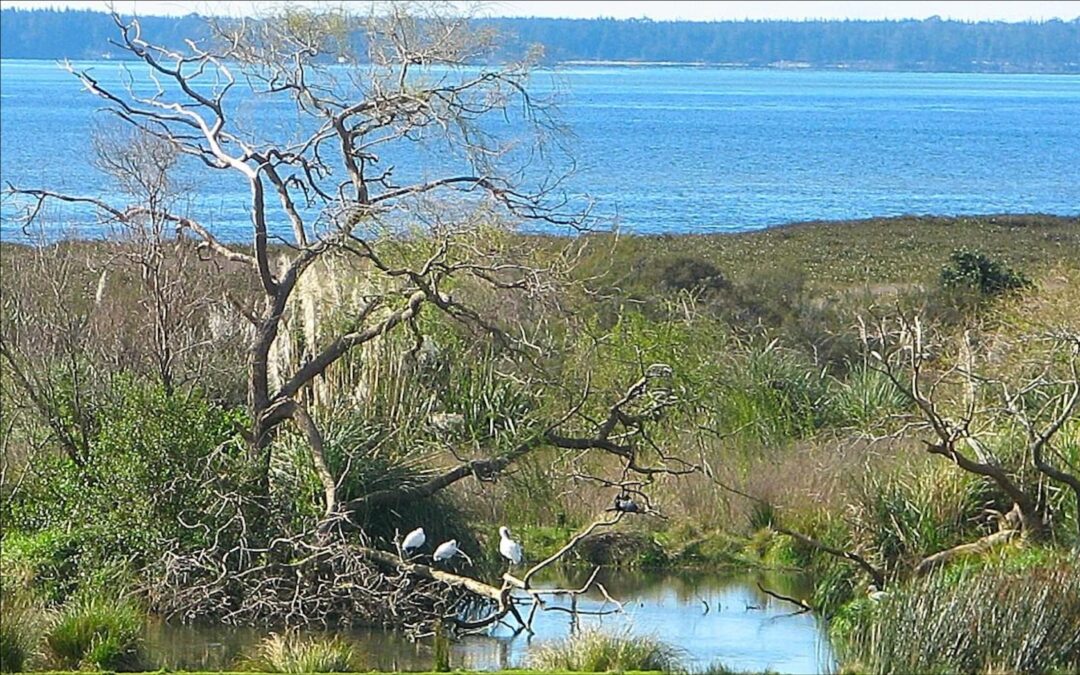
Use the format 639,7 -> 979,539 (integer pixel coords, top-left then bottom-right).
148,534 -> 497,633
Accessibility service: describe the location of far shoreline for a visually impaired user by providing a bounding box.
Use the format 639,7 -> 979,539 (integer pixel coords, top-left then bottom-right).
1,212 -> 1077,248
552,60 -> 1080,75
1,56 -> 1078,76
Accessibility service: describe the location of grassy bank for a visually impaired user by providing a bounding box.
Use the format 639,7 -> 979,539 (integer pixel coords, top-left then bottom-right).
579,214 -> 1079,290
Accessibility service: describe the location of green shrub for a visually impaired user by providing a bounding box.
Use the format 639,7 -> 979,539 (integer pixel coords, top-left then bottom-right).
712,342 -> 833,444
0,529 -> 83,604
529,629 -> 681,672
274,409 -> 481,558
239,630 -> 363,673
45,593 -> 145,670
940,249 -> 1030,296
657,255 -> 731,294
835,562 -> 1080,674
3,381 -> 248,602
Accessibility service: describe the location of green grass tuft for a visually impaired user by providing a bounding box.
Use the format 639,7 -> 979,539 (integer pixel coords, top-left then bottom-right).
0,582 -> 51,673
237,630 -> 364,673
45,593 -> 145,671
530,629 -> 681,673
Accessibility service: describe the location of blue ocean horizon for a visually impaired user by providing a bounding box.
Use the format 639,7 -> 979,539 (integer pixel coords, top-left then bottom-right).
1,60 -> 1078,242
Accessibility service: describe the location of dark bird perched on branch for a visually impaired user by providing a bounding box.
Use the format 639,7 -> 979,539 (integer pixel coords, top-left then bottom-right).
614,493 -> 642,513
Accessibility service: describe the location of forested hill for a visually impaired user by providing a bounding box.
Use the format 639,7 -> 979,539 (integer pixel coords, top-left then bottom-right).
2,8 -> 1079,73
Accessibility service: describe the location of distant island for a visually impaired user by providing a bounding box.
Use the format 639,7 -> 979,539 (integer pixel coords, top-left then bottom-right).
1,8 -> 1078,73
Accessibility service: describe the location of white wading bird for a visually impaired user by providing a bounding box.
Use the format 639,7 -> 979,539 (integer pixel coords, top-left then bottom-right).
402,527 -> 426,555
499,526 -> 524,566
433,539 -> 472,565
867,584 -> 888,602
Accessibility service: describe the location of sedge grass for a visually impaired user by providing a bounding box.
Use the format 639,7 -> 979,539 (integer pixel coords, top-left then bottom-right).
237,630 -> 363,673
834,561 -> 1080,674
529,629 -> 681,673
44,593 -> 145,671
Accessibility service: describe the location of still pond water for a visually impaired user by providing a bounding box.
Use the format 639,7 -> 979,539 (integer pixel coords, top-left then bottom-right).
1,60 -> 1078,240
146,568 -> 834,674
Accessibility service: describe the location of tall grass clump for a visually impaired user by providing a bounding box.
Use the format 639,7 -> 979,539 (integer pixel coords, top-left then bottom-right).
0,578 -> 51,673
529,629 -> 681,672
829,364 -> 908,430
835,563 -> 1080,674
239,630 -> 362,673
45,593 -> 145,670
712,341 -> 832,445
847,463 -> 990,571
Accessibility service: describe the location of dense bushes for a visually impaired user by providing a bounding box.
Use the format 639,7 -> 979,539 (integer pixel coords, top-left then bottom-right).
2,382 -> 246,603
940,249 -> 1031,296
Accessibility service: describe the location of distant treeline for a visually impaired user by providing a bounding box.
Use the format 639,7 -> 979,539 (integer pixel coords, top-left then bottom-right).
2,8 -> 1079,73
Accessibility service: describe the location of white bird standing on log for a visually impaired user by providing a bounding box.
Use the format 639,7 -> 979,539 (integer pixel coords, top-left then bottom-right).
499,526 -> 524,566
402,527 -> 426,554
433,539 -> 460,562
433,539 -> 473,565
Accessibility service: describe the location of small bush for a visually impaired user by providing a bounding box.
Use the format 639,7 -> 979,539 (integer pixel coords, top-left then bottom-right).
45,594 -> 145,670
0,529 -> 83,604
713,342 -> 833,444
529,629 -> 681,672
940,249 -> 1030,296
657,255 -> 730,294
239,630 -> 362,673
3,382 -> 247,603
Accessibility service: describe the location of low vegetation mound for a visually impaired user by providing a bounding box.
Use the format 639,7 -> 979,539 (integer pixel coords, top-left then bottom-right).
529,630 -> 680,673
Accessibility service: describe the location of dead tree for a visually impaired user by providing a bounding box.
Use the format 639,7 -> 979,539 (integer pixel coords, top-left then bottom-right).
6,6 -> 585,509
1,128 -> 242,466
861,315 -> 1079,566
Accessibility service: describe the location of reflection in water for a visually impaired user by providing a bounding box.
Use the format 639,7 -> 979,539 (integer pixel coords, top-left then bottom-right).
144,568 -> 835,674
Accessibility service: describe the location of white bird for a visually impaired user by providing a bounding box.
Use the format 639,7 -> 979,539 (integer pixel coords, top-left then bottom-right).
402,527 -> 426,554
499,526 -> 524,566
432,539 -> 472,565
867,584 -> 888,602
433,539 -> 460,562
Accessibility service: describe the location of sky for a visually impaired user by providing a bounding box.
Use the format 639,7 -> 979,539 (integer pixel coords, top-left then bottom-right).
1,0 -> 1078,22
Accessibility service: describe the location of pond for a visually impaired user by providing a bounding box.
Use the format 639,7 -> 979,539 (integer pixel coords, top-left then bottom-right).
145,568 -> 835,673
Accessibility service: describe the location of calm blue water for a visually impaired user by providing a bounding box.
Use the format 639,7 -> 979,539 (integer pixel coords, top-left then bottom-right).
1,59 -> 1078,241
145,569 -> 834,674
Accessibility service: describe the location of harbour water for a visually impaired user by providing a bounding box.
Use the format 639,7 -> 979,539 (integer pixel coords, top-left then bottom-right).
1,61 -> 1077,240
